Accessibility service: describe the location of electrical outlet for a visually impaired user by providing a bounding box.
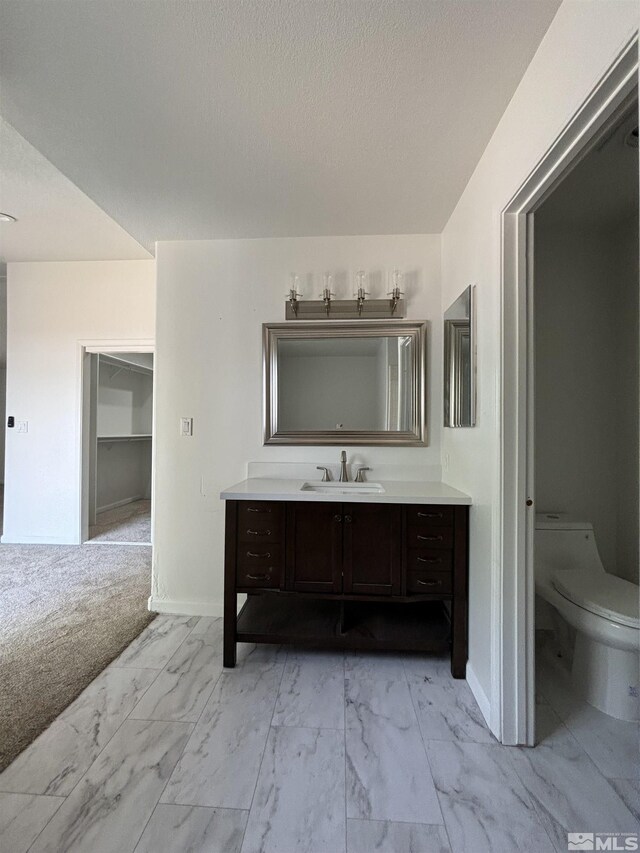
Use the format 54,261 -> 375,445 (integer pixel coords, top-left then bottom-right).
180,417 -> 193,437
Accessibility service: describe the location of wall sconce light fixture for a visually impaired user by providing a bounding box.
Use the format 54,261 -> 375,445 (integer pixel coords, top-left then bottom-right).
354,270 -> 369,315
388,270 -> 404,315
284,269 -> 405,320
288,273 -> 302,316
320,273 -> 335,315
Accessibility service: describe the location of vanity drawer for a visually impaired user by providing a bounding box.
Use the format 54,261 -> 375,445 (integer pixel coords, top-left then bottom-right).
407,506 -> 454,528
407,571 -> 452,595
238,503 -> 284,543
407,549 -> 453,573
236,545 -> 283,588
236,565 -> 282,589
407,528 -> 454,550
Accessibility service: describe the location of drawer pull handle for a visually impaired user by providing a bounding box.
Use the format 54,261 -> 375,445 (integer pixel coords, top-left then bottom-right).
247,551 -> 270,559
417,557 -> 441,564
246,573 -> 269,581
417,534 -> 443,542
247,507 -> 271,513
417,511 -> 443,518
247,529 -> 271,536
417,579 -> 441,587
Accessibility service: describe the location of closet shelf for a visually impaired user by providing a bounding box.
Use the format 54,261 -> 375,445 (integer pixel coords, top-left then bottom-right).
99,353 -> 153,377
97,434 -> 152,442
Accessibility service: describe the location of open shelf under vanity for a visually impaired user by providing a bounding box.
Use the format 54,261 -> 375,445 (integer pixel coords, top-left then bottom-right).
236,594 -> 451,653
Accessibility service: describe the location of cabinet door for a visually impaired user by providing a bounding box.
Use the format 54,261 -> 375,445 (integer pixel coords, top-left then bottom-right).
343,503 -> 402,596
286,502 -> 343,593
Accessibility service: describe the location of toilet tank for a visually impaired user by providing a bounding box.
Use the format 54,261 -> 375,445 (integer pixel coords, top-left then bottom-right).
535,513 -> 604,587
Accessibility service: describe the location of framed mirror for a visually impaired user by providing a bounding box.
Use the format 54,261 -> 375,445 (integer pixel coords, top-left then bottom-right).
444,285 -> 476,427
263,321 -> 427,445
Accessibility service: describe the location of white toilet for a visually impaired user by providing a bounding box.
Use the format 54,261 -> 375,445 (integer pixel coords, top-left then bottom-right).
535,513 -> 639,721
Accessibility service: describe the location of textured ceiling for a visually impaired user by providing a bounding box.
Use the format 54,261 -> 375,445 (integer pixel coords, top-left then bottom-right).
0,118 -> 150,262
0,0 -> 561,252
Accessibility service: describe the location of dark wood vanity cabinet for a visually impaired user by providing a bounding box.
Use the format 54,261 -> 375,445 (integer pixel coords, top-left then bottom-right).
286,502 -> 343,593
286,502 -> 402,596
224,499 -> 468,677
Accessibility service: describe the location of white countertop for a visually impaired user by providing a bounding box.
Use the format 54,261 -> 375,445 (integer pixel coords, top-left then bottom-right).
220,478 -> 471,505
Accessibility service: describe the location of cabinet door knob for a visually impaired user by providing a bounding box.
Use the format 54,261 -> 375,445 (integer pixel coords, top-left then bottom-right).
247,529 -> 271,536
333,514 -> 342,522
344,515 -> 352,523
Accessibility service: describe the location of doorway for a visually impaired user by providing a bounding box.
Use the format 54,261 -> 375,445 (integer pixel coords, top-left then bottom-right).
534,103 -> 638,723
81,346 -> 154,546
500,37 -> 638,745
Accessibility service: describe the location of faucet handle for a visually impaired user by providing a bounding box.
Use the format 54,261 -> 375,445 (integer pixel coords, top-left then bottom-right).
354,467 -> 371,483
316,466 -> 332,482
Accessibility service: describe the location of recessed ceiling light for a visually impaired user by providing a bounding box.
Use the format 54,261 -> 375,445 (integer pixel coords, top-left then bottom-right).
0,212 -> 17,223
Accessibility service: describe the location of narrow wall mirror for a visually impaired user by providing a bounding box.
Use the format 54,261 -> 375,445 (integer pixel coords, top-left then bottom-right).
444,285 -> 476,427
263,321 -> 427,445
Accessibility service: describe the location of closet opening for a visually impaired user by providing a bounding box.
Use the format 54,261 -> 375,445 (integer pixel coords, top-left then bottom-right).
81,349 -> 154,546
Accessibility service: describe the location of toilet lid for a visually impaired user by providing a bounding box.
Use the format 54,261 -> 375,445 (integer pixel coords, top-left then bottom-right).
552,569 -> 639,629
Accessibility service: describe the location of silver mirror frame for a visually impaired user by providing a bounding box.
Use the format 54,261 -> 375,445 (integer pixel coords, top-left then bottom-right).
443,285 -> 476,427
263,321 -> 427,446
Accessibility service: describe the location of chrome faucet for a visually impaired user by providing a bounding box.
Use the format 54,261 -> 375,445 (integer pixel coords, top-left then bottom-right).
316,466 -> 332,482
339,450 -> 349,482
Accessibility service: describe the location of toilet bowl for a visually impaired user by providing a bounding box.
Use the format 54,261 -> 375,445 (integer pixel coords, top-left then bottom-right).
535,513 -> 639,721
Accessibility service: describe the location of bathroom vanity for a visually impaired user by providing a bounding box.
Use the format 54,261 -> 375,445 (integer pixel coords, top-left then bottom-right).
221,479 -> 471,677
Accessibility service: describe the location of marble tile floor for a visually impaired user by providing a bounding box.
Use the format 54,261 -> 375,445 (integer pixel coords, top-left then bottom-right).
0,614 -> 637,853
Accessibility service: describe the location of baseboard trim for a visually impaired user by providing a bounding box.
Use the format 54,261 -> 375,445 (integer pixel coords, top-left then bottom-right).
466,660 -> 493,733
148,596 -> 224,618
97,495 -> 144,514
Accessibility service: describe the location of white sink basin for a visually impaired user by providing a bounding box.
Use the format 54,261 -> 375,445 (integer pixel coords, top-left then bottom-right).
301,481 -> 385,495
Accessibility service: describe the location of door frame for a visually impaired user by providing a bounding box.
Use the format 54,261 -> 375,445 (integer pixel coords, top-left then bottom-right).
499,35 -> 637,745
78,338 -> 155,544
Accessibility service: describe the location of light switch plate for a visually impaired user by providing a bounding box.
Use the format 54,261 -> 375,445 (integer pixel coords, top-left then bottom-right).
16,420 -> 28,433
180,417 -> 193,437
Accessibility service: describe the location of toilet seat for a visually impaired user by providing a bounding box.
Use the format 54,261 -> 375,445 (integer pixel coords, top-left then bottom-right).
552,569 -> 639,630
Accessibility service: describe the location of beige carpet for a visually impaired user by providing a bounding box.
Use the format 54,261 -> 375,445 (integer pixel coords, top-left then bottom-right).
0,542 -> 154,771
89,499 -> 151,543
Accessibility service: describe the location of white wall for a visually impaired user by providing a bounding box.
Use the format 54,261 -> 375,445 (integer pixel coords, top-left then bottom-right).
535,214 -> 639,584
614,217 -> 639,582
97,358 -> 153,436
0,278 -> 7,484
3,260 -> 155,544
96,440 -> 152,512
0,368 -> 6,485
153,235 -> 440,614
440,1 -> 638,718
